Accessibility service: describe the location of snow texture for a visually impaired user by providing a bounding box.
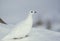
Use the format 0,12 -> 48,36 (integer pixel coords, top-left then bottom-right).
0,24 -> 60,41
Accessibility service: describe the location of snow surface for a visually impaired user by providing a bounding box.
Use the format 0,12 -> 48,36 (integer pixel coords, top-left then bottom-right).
0,24 -> 60,41
51,23 -> 60,32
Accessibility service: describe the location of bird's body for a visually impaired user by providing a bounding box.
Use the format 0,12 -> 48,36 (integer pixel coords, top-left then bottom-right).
2,10 -> 36,41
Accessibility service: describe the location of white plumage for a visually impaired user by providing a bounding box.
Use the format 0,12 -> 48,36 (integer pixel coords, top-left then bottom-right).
2,10 -> 36,41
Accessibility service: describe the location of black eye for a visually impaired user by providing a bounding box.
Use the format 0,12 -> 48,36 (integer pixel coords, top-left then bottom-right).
31,11 -> 33,13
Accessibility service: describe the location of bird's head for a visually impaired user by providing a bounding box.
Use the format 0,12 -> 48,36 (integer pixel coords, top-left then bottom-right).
29,10 -> 37,14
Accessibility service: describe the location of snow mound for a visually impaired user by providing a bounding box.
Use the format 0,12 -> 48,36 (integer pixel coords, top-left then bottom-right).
1,26 -> 60,41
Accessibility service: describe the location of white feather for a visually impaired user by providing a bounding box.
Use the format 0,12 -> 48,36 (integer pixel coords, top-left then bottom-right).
2,10 -> 36,41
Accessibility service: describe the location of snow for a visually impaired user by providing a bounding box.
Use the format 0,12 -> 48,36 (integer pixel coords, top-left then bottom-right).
30,27 -> 60,41
51,23 -> 60,32
0,24 -> 60,41
0,23 -> 14,39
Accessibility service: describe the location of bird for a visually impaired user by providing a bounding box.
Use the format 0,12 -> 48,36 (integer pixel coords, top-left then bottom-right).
2,10 -> 37,41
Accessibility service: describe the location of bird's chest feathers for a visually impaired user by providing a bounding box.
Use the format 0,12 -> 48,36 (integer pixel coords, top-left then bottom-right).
13,15 -> 33,31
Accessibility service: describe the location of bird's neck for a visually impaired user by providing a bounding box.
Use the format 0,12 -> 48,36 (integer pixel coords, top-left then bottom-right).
25,14 -> 33,22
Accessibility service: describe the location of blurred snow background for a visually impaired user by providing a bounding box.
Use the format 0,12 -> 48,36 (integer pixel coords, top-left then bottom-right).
0,0 -> 60,41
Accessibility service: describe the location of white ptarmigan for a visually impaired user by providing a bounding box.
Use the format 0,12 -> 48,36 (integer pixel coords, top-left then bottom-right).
2,10 -> 36,41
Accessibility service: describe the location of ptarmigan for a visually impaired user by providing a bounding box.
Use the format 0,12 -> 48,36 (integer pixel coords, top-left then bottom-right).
2,10 -> 36,41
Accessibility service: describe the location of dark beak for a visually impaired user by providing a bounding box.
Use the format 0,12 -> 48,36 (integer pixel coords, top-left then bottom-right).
34,11 -> 37,13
